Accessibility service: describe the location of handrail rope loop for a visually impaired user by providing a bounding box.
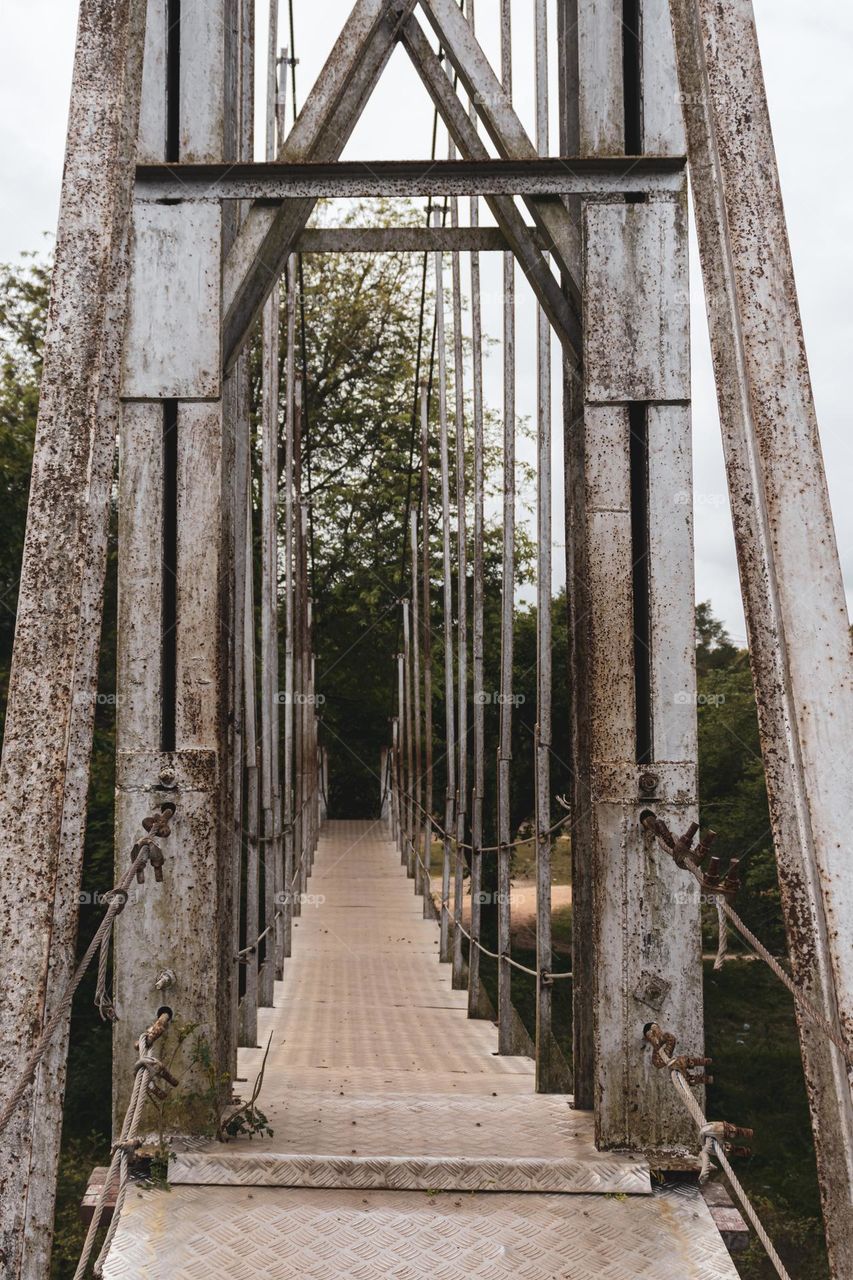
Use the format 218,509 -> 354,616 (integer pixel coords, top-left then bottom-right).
409,837 -> 570,982
644,1022 -> 792,1280
0,803 -> 175,1139
641,814 -> 853,1072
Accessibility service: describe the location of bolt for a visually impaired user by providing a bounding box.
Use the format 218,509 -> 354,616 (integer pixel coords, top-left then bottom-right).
159,767 -> 176,787
154,968 -> 176,991
638,771 -> 659,795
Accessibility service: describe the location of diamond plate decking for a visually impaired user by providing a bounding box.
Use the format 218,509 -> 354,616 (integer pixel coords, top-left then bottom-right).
103,820 -> 740,1277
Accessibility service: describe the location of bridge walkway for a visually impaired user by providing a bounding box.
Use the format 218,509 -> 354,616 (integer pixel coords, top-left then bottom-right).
103,819 -> 739,1279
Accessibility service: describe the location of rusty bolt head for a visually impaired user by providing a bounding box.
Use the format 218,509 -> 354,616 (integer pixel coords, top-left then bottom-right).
158,767 -> 177,787
638,771 -> 659,795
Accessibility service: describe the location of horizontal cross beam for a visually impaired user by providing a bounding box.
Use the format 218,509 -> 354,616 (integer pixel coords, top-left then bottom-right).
296,227 -> 517,252
135,156 -> 685,201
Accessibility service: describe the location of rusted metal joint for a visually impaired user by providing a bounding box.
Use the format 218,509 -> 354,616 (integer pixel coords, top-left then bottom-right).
671,1054 -> 714,1087
641,815 -> 740,901
541,968 -> 554,987
643,1021 -> 677,1067
143,802 -> 175,839
144,1007 -> 173,1047
700,1120 -> 753,1159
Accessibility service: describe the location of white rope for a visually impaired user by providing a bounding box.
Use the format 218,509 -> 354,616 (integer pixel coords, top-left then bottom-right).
412,840 -> 570,983
645,817 -> 853,1071
73,1011 -> 176,1279
714,895 -> 728,971
0,848 -> 155,1138
647,1026 -> 792,1280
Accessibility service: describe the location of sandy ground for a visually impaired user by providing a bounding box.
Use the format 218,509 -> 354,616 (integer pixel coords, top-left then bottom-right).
431,879 -> 573,956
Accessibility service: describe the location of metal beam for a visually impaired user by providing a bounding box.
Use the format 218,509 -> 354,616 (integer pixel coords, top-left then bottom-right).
222,0 -> 417,369
137,155 -> 684,200
298,227 -> 513,252
671,0 -> 853,1271
0,4 -> 147,1275
401,18 -> 582,363
418,0 -> 584,291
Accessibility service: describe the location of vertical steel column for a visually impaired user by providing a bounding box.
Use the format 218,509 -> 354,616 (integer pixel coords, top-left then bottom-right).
466,0 -> 487,1021
565,0 -> 701,1148
113,0 -> 248,1135
496,0 -> 518,1056
0,3 -> 146,1271
260,250 -> 280,1000
398,651 -> 408,863
282,296 -> 298,957
433,211 -> 457,963
420,382 -> 436,921
534,0 -> 557,1094
669,1 -> 853,1268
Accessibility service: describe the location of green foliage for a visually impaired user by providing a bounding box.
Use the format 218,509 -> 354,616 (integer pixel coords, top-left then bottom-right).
695,603 -> 783,951
705,960 -> 828,1279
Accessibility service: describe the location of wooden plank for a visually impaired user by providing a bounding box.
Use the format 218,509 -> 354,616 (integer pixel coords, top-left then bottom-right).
121,203 -> 222,400
138,0 -> 167,163
117,403 -> 163,753
647,404 -> 696,762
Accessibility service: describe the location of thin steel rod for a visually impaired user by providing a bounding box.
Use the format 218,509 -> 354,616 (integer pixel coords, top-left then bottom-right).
403,599 -> 416,878
410,511 -> 424,897
433,209 -> 456,963
450,174 -> 468,992
241,490 -> 260,1044
282,286 -> 298,954
467,0 -> 486,1021
420,382 -> 435,921
534,0 -> 554,1093
398,651 -> 407,865
497,0 -> 516,1055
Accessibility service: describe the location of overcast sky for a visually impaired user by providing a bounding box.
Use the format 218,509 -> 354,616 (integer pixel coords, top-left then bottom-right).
2,0 -> 852,646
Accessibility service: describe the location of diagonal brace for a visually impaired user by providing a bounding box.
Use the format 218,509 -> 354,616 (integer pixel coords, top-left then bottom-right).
223,0 -> 417,368
401,16 -> 582,365
418,0 -> 585,295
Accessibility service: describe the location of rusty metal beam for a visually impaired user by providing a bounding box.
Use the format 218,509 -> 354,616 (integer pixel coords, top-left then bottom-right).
670,0 -> 853,1271
137,155 -> 684,201
401,18 -> 582,364
0,3 -> 148,1275
222,0 -> 417,370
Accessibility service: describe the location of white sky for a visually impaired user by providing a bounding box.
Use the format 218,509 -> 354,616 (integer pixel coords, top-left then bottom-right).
1,0 -> 852,646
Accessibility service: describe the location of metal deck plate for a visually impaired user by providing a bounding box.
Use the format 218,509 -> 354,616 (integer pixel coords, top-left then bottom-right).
103,1183 -> 740,1279
101,822 -> 738,1275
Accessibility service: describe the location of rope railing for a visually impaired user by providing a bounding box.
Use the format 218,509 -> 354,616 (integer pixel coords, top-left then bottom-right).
0,805 -> 174,1139
73,1009 -> 178,1279
644,1022 -> 792,1280
409,836 -> 571,984
642,813 -> 853,1074
404,790 -> 568,854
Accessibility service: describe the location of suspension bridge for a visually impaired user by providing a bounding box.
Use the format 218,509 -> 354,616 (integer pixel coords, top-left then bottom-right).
1,0 -> 852,1278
